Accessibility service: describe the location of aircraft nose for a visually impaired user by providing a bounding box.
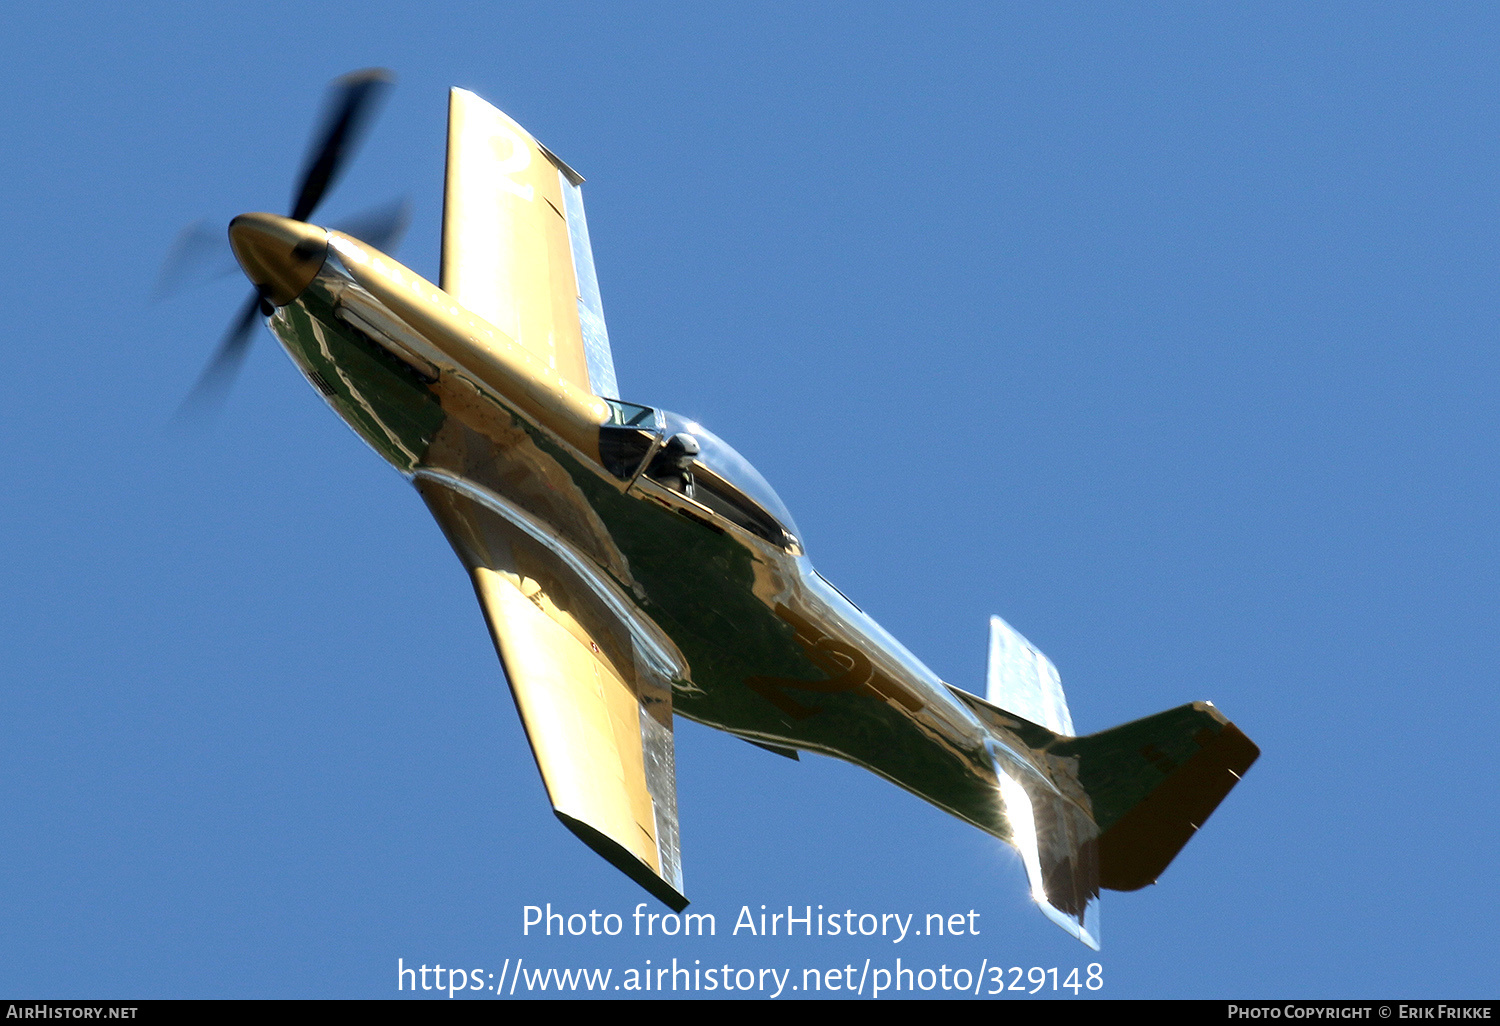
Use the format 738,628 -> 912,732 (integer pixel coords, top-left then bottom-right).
228,213 -> 330,307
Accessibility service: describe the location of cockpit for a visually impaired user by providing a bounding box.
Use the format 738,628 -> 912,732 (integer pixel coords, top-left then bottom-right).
599,400 -> 803,554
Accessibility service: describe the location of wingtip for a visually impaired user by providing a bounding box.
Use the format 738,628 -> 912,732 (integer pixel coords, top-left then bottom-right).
553,812 -> 688,913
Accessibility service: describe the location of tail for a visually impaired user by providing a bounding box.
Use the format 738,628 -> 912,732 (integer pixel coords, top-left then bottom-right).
955,617 -> 1260,947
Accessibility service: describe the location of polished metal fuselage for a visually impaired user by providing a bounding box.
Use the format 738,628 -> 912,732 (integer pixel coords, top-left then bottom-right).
268,229 -> 1065,846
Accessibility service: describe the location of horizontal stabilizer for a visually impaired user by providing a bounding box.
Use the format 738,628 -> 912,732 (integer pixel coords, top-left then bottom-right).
994,756 -> 1102,949
987,615 -> 1073,736
1051,702 -> 1259,891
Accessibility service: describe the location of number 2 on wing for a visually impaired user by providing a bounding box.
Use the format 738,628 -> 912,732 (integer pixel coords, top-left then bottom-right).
489,126 -> 534,202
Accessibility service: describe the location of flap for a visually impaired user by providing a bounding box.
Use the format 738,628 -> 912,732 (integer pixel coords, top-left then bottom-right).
418,476 -> 685,910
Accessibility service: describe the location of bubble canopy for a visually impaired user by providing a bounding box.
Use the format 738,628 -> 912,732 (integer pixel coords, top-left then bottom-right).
661,412 -> 803,548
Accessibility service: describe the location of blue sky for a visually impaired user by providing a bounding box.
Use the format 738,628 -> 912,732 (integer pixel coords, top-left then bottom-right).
1,2 -> 1495,999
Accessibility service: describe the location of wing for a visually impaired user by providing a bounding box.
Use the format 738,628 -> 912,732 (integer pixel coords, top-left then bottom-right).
441,88 -> 619,400
417,477 -> 685,910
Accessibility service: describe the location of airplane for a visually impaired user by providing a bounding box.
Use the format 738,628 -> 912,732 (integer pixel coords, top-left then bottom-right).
193,69 -> 1259,948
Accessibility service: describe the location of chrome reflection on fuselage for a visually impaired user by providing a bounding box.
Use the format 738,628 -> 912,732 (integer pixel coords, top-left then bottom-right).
263,250 -> 1077,848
